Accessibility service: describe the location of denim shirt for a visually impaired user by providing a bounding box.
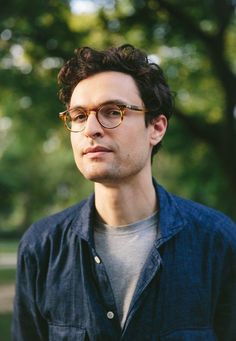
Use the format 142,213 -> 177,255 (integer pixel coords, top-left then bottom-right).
12,182 -> 236,340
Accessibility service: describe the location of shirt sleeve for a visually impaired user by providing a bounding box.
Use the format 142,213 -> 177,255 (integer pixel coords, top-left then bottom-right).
12,240 -> 48,340
214,227 -> 236,340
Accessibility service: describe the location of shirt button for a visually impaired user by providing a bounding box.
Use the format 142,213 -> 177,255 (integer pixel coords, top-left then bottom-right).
94,256 -> 101,264
107,311 -> 114,319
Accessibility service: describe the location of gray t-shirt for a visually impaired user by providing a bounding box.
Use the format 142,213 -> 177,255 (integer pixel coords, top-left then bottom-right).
94,211 -> 159,327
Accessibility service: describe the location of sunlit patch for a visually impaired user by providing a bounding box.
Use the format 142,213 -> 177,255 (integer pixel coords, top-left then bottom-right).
70,0 -> 98,14
148,54 -> 161,65
70,0 -> 115,14
0,29 -> 12,41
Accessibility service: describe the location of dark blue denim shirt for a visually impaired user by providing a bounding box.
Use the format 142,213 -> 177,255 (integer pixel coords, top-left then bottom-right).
12,182 -> 236,340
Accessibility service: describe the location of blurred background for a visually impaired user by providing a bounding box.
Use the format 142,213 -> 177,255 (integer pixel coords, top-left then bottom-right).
0,0 -> 235,338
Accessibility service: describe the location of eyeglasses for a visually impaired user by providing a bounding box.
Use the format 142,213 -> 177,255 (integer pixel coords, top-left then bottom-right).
59,102 -> 147,132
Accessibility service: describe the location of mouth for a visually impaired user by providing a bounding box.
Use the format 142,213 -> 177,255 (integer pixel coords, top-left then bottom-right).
83,146 -> 112,156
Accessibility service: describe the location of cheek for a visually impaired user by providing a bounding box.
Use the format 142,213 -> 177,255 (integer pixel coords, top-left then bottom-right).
70,135 -> 82,162
70,133 -> 76,147
70,134 -> 81,150
118,133 -> 150,163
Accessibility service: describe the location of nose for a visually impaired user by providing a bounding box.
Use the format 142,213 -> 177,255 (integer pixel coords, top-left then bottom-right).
83,111 -> 104,138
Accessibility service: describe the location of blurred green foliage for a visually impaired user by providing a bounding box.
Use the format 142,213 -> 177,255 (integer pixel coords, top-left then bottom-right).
0,240 -> 18,252
0,0 -> 235,236
0,313 -> 12,341
0,268 -> 16,285
0,240 -> 17,338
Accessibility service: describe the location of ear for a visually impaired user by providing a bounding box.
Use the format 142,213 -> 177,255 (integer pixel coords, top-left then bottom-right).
149,114 -> 168,147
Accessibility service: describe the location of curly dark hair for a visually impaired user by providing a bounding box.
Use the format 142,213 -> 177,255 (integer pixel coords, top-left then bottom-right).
58,44 -> 173,156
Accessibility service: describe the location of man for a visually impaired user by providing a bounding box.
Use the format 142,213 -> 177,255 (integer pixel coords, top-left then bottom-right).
12,45 -> 236,340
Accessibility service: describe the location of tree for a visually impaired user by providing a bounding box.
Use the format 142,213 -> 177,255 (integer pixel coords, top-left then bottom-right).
98,0 -> 236,217
0,0 -> 235,236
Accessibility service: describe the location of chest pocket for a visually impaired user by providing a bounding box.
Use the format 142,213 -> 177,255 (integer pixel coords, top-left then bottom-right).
160,328 -> 216,341
49,324 -> 86,341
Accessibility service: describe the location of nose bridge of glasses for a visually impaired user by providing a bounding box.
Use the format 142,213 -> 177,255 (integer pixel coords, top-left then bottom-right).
84,108 -> 102,131
86,108 -> 99,118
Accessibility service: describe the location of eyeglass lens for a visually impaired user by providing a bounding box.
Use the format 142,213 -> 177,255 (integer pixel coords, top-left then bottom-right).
66,104 -> 122,131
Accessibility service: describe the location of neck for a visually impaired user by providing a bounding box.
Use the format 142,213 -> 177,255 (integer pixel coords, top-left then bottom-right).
94,175 -> 157,227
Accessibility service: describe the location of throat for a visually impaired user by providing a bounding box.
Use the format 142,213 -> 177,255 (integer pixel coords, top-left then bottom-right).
94,181 -> 158,227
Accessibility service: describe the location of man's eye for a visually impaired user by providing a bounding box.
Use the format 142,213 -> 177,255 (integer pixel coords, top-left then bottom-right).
71,110 -> 87,122
76,114 -> 86,121
103,108 -> 120,117
110,110 -> 120,116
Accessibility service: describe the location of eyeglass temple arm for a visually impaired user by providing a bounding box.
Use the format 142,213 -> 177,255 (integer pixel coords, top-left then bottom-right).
124,104 -> 148,112
59,111 -> 67,121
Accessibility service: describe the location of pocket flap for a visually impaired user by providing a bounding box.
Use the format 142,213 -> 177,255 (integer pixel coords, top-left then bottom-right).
49,324 -> 86,340
160,328 -> 216,341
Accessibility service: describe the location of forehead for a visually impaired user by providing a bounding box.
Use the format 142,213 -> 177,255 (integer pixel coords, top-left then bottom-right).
70,71 -> 142,107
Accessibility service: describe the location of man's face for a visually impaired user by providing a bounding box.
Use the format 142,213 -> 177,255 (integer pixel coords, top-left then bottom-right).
70,71 -> 166,185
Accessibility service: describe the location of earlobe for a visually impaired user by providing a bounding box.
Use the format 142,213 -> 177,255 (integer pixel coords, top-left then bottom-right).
150,114 -> 168,146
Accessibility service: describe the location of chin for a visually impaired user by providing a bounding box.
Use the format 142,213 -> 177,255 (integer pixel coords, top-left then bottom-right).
83,173 -> 113,183
81,169 -> 122,184
78,163 -> 120,182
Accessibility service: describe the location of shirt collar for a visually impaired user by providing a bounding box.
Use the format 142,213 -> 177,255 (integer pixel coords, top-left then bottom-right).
71,179 -> 187,244
153,179 -> 187,241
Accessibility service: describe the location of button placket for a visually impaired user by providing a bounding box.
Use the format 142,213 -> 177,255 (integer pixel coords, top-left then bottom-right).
107,311 -> 115,319
92,251 -> 117,323
94,255 -> 101,264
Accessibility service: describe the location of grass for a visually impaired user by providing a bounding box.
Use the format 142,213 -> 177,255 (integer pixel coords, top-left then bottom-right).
0,268 -> 16,285
0,241 -> 17,340
0,240 -> 19,253
0,313 -> 12,341
0,274 -> 15,341
0,240 -> 17,285
0,269 -> 15,341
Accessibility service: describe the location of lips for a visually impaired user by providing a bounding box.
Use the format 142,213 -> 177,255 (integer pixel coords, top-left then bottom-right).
83,146 -> 112,155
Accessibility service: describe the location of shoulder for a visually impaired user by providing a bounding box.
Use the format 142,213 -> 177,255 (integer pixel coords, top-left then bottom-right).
18,198 -> 89,253
173,194 -> 236,246
156,181 -> 236,248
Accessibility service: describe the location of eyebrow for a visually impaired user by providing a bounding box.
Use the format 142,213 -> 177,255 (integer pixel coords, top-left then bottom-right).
69,99 -> 129,111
